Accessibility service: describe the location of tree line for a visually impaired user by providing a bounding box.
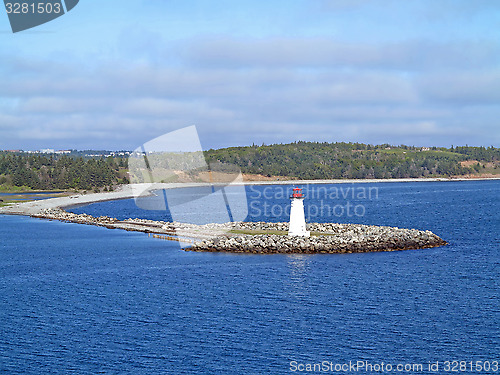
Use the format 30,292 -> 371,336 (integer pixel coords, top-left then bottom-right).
1,143 -> 498,190
0,154 -> 128,191
204,142 -> 500,180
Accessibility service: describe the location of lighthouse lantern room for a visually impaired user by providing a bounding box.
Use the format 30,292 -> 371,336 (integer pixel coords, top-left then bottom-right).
288,187 -> 310,237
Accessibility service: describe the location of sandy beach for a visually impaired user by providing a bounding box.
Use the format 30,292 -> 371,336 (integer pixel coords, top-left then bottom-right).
1,177 -> 499,217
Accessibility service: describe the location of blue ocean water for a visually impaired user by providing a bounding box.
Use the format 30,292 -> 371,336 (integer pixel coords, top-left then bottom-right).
1,180 -> 499,374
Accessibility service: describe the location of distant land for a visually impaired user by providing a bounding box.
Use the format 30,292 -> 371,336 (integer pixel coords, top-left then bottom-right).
0,142 -> 499,196
205,142 -> 500,181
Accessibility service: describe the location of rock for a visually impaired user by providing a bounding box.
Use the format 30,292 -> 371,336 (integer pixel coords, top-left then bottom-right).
31,209 -> 447,254
189,221 -> 447,254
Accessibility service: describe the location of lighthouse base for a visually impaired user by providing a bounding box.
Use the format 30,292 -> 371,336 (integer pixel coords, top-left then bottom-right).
288,198 -> 310,237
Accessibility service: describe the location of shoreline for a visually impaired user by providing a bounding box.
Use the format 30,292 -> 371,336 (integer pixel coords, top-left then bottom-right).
0,178 -> 459,254
0,177 -> 499,217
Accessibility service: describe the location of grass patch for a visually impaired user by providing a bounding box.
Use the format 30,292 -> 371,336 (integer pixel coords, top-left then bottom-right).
481,165 -> 500,175
0,191 -> 72,203
0,185 -> 71,194
229,229 -> 336,237
310,231 -> 336,236
420,150 -> 465,157
229,229 -> 288,235
1,194 -> 35,202
0,185 -> 34,193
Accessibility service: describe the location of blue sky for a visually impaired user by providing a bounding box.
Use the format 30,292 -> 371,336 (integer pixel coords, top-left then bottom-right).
1,0 -> 499,150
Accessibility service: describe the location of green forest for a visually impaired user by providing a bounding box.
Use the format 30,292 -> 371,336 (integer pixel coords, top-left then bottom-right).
1,143 -> 499,191
204,142 -> 500,180
0,154 -> 128,191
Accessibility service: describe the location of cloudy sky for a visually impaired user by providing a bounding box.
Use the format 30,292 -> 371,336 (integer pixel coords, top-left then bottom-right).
1,0 -> 499,150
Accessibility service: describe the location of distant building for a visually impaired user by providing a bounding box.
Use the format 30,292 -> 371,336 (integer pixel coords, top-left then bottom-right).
40,149 -> 55,154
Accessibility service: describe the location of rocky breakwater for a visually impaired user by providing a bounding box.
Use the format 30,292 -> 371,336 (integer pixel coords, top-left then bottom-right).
33,208 -> 118,227
33,208 -> 173,234
29,209 -> 446,254
188,221 -> 447,254
31,208 -> 239,240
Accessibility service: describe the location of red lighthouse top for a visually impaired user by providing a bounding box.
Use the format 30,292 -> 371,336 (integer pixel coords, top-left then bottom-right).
291,187 -> 304,198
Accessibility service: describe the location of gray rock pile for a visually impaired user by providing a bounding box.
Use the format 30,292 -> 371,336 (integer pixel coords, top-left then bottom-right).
190,222 -> 447,254
233,221 -> 289,232
36,208 -> 117,226
31,209 -> 446,254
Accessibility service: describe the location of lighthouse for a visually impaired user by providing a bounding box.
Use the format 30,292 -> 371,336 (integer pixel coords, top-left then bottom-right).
288,187 -> 310,237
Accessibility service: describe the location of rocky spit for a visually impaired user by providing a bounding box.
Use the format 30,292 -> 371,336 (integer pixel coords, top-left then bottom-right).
190,221 -> 447,254
27,208 -> 447,254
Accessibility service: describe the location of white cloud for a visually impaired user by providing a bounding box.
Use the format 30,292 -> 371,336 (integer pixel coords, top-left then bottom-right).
1,34 -> 499,149
184,38 -> 500,70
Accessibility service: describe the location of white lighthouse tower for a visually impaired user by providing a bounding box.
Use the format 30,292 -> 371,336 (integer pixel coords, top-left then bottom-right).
288,187 -> 310,237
